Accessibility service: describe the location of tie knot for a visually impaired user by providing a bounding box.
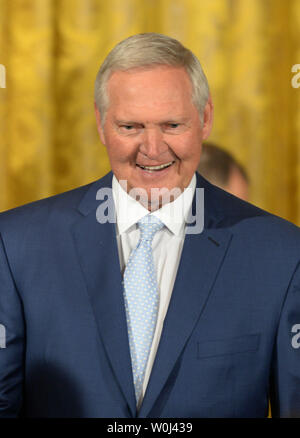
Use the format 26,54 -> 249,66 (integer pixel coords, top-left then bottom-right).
137,215 -> 164,242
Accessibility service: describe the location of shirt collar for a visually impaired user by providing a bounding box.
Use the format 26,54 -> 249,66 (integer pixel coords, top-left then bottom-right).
112,174 -> 196,236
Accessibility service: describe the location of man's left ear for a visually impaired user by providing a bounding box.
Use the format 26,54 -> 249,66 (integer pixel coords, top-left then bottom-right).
94,103 -> 106,145
201,96 -> 214,140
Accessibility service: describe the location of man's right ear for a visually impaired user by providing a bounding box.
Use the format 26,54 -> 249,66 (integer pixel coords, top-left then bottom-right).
94,103 -> 106,145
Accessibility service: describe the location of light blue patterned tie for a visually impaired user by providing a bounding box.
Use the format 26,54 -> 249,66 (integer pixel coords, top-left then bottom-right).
123,214 -> 164,404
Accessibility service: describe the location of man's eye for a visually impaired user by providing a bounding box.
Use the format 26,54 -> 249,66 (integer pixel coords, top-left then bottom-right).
118,125 -> 138,134
167,123 -> 180,129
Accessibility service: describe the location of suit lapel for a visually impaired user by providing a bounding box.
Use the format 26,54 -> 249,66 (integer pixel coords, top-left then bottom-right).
138,174 -> 233,417
70,171 -> 234,418
70,173 -> 137,417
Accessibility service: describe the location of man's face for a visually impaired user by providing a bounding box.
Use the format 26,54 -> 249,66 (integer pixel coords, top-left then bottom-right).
95,65 -> 213,209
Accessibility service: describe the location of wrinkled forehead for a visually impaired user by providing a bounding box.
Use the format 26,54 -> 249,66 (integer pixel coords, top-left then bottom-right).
106,66 -> 195,114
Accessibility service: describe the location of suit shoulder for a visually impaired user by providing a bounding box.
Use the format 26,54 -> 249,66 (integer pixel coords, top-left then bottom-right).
206,180 -> 300,243
0,178 -> 100,233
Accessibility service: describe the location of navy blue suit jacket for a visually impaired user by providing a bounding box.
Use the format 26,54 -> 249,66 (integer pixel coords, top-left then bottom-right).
0,171 -> 300,417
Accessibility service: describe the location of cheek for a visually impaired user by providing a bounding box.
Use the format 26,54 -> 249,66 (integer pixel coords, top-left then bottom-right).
171,135 -> 201,161
106,137 -> 136,163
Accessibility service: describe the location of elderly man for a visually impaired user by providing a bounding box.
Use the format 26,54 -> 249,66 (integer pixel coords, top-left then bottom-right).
0,33 -> 299,418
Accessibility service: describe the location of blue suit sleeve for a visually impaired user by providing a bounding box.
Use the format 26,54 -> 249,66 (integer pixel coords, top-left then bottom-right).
0,233 -> 25,417
270,263 -> 300,417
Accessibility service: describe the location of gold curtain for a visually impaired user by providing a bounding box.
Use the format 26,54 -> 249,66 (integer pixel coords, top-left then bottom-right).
0,0 -> 300,225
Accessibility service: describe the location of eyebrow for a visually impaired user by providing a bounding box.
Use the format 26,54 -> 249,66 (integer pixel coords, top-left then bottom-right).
115,120 -> 140,125
115,118 -> 189,124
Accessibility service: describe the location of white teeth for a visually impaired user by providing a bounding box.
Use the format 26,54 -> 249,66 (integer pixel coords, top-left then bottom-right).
138,161 -> 174,170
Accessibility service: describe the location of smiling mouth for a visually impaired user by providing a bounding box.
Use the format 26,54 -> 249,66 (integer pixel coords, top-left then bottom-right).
136,161 -> 175,171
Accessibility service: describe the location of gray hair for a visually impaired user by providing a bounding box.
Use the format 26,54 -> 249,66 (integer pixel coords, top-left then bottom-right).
94,33 -> 210,124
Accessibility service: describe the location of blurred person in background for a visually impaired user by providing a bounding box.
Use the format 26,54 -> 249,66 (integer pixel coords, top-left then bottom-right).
197,142 -> 249,201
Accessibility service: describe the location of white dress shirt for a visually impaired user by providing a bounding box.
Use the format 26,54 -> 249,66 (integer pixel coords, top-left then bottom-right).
112,173 -> 196,408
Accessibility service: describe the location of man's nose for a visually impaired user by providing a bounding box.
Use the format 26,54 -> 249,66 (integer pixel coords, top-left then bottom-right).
139,127 -> 167,159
